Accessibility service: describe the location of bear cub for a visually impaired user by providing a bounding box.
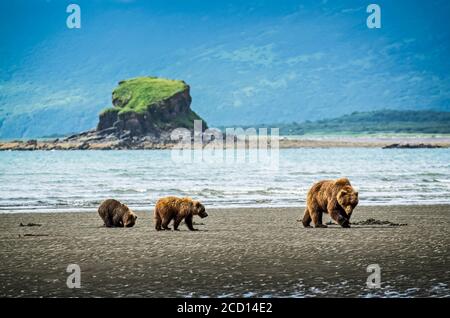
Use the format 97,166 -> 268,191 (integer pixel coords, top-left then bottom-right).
154,196 -> 208,231
98,199 -> 137,227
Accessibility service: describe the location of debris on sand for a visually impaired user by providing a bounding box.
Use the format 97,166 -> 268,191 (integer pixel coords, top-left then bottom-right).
382,143 -> 442,149
326,218 -> 407,226
19,222 -> 42,227
19,234 -> 49,237
351,218 -> 407,226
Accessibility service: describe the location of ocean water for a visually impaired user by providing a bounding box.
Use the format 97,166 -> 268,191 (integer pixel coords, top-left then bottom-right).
0,148 -> 449,212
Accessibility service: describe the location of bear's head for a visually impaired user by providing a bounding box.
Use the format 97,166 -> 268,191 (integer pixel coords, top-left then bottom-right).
337,185 -> 359,217
122,206 -> 137,227
192,200 -> 208,218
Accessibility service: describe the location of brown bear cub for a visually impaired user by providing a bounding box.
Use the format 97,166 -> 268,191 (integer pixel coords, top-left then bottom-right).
98,199 -> 137,228
154,196 -> 208,231
301,178 -> 358,228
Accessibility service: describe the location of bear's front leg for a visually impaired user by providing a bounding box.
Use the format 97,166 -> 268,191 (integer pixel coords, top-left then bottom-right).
184,215 -> 198,231
173,216 -> 184,231
329,210 -> 350,228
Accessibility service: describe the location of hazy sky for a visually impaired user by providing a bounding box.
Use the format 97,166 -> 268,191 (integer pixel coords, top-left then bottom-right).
1,0 -> 449,136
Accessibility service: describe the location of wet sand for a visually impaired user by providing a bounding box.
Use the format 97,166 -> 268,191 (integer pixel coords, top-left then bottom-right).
0,205 -> 449,298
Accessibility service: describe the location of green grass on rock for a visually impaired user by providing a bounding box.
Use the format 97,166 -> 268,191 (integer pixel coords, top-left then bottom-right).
103,77 -> 188,115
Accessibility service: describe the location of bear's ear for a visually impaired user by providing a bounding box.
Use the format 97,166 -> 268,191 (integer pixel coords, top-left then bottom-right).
340,189 -> 348,195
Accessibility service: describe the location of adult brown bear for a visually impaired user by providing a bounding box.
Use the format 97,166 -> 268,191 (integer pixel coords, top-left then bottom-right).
154,196 -> 208,231
98,199 -> 137,227
301,178 -> 358,228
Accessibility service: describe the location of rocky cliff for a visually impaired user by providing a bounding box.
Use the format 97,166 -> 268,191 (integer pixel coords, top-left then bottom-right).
97,77 -> 206,138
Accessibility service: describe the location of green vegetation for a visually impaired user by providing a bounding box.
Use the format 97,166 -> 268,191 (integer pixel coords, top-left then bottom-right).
226,110 -> 450,135
103,77 -> 188,115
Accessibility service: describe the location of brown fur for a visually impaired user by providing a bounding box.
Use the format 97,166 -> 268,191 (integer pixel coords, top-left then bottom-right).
301,178 -> 358,228
154,196 -> 208,231
98,199 -> 137,228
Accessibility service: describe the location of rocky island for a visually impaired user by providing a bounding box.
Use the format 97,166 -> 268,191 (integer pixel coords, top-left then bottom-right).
0,77 -> 207,150
1,77 -> 450,150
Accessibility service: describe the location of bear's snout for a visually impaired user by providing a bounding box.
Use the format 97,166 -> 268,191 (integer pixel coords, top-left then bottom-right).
199,212 -> 208,218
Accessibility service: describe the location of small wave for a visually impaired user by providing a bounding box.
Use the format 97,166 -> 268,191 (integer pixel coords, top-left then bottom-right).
112,188 -> 148,194
417,172 -> 447,177
422,178 -> 440,183
195,189 -> 227,196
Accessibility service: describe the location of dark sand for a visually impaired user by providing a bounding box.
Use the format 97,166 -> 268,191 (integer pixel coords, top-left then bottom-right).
0,205 -> 449,298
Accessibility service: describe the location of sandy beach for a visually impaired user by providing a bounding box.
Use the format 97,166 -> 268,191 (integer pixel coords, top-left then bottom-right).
0,205 -> 449,298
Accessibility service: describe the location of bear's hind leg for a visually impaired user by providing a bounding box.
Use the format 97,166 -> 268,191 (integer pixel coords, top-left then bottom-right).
104,215 -> 114,228
155,216 -> 162,231
302,208 -> 312,228
311,209 -> 327,228
161,216 -> 172,230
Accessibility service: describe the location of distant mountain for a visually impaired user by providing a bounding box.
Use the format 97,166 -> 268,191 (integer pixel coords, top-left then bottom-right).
250,110 -> 450,135
1,0 -> 449,138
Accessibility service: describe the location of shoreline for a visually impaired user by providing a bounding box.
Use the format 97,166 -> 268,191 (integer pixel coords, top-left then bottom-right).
2,203 -> 450,214
1,135 -> 450,150
1,205 -> 449,297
